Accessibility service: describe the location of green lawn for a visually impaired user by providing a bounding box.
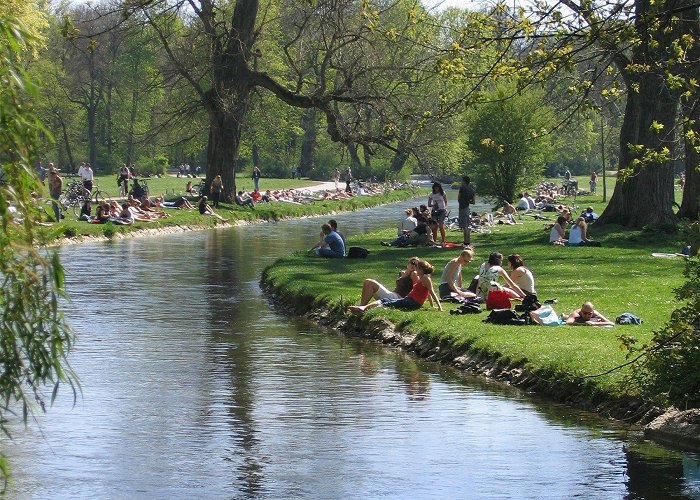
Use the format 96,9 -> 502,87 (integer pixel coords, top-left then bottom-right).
262,183 -> 687,401
35,176 -> 417,243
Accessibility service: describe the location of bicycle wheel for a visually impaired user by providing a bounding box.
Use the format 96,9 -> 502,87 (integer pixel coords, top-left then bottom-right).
94,189 -> 111,203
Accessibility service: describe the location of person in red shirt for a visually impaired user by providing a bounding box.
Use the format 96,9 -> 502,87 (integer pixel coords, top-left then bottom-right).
251,188 -> 262,203
349,259 -> 442,314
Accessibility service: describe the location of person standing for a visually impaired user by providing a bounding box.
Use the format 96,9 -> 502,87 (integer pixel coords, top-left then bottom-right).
119,163 -> 130,197
345,167 -> 353,193
457,176 -> 475,247
252,166 -> 261,191
334,169 -> 341,191
590,171 -> 598,193
210,174 -> 223,208
78,162 -> 94,194
48,169 -> 63,222
428,182 -> 448,244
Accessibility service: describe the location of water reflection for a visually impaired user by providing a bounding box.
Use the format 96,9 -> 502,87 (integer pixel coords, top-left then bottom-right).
1,197 -> 698,498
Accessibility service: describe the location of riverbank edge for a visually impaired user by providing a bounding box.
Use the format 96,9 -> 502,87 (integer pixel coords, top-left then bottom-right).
260,274 -> 700,451
46,188 -> 417,247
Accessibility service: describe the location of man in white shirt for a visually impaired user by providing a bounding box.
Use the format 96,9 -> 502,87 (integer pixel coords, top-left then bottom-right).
78,162 -> 94,192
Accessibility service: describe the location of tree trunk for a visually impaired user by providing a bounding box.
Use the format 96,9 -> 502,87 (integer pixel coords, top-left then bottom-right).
87,103 -> 98,169
389,145 -> 409,173
348,142 -> 362,172
680,101 -> 700,220
300,109 -> 317,176
598,76 -> 677,228
204,108 -> 243,203
251,142 -> 260,168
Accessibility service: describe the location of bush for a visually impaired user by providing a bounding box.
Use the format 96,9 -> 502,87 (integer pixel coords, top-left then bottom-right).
103,225 -> 116,238
63,226 -> 77,238
628,255 -> 700,408
138,155 -> 168,176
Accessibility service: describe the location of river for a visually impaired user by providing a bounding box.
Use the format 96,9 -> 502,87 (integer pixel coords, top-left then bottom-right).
3,196 -> 699,499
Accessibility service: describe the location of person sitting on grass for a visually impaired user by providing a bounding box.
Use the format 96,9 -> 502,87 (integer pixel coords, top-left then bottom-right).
382,219 -> 439,247
78,200 -> 93,221
507,253 -> 537,296
197,196 -> 229,223
251,188 -> 262,203
566,302 -> 614,326
314,223 -> 345,258
549,215 -> 568,245
235,190 -> 255,208
95,201 -> 111,223
567,217 -> 600,246
476,252 -> 526,300
357,257 -> 420,305
439,249 -> 477,300
349,259 -> 442,314
398,208 -> 418,236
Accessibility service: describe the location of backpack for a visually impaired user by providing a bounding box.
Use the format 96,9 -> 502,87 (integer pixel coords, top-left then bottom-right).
515,294 -> 541,313
484,308 -> 526,325
347,246 -> 369,259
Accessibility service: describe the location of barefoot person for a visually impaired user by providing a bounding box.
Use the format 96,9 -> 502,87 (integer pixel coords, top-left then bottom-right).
358,257 -> 419,305
349,259 -> 442,314
566,302 -> 614,326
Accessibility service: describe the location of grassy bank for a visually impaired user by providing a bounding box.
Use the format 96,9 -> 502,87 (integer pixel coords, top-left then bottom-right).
34,175 -> 417,243
262,187 -> 687,409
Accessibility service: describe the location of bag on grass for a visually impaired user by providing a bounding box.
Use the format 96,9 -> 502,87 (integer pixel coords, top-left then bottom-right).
347,246 -> 369,259
486,289 -> 512,310
484,308 -> 526,325
530,305 -> 562,326
615,312 -> 642,325
450,301 -> 483,315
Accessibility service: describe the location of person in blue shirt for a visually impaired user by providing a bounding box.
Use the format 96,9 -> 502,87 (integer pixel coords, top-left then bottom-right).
315,223 -> 345,258
581,206 -> 599,224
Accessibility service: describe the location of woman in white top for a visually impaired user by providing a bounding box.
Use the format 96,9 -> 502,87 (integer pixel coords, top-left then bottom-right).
507,253 -> 536,296
567,217 -> 589,246
549,215 -> 567,244
476,252 -> 526,299
428,182 -> 448,244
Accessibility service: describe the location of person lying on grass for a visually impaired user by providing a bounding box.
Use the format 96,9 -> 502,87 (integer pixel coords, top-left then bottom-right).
565,302 -> 614,327
358,257 -> 420,305
349,259 -> 442,314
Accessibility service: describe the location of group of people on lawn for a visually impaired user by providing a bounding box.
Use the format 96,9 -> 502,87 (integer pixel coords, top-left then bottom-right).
346,248 -> 612,326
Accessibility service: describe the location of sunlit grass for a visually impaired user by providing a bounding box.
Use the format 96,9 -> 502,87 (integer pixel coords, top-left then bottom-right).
263,202 -> 686,398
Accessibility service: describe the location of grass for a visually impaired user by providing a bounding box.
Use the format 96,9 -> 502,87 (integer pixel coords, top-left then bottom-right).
33,174 -> 418,243
262,184 -> 688,400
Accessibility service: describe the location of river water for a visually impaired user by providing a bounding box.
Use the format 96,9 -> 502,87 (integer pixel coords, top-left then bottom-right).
3,196 -> 699,499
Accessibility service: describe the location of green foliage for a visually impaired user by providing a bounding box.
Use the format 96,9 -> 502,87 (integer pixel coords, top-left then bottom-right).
466,83 -> 553,204
138,154 -> 168,176
0,13 -> 75,486
627,223 -> 700,408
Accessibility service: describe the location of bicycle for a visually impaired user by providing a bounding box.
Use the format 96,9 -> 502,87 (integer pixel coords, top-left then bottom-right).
61,180 -> 112,217
560,179 -> 578,201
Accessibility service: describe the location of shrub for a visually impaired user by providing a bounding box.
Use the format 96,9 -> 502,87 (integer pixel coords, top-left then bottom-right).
138,155 -> 168,176
103,225 -> 116,238
63,226 -> 77,238
628,256 -> 700,408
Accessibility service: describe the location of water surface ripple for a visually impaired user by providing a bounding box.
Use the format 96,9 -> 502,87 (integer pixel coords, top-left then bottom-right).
3,197 -> 699,499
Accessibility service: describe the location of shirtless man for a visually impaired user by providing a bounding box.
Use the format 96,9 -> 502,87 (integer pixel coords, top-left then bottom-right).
566,302 -> 614,326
